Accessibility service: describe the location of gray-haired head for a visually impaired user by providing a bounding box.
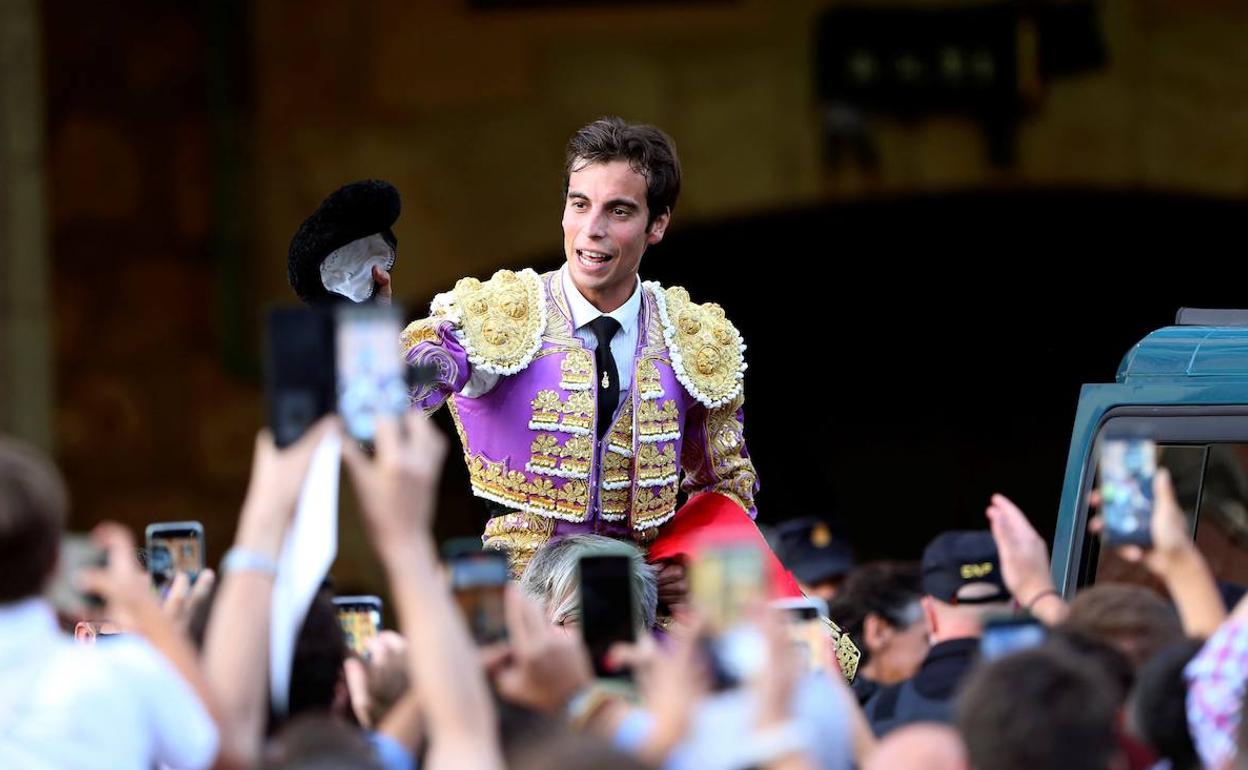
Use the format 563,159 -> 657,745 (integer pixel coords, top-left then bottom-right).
518,534 -> 658,631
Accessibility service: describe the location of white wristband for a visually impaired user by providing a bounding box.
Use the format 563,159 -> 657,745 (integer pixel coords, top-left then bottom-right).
221,546 -> 278,577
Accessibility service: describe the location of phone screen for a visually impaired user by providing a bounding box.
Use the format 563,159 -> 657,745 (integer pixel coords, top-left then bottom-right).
580,555 -> 635,678
451,551 -> 509,645
690,543 -> 765,634
689,542 -> 767,689
1099,438 -> 1156,547
334,596 -> 383,656
981,616 -> 1047,660
146,523 -> 204,589
335,304 -> 407,442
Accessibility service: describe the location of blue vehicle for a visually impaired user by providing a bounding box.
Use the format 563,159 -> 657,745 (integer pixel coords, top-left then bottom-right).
1052,309 -> 1248,596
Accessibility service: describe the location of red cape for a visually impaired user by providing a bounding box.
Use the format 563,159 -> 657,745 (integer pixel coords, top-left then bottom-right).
647,492 -> 803,598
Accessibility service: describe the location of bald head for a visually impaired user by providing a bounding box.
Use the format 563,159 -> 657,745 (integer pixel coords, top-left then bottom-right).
864,724 -> 969,770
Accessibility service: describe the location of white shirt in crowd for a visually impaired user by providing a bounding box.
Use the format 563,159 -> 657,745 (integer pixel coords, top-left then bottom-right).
0,597 -> 218,770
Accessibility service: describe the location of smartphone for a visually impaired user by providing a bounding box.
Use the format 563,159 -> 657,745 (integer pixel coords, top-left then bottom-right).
333,595 -> 384,656
689,541 -> 767,689
981,613 -> 1047,660
1099,438 -> 1156,547
771,596 -> 835,673
265,307 -> 335,448
47,534 -> 109,612
335,304 -> 408,442
690,542 -> 766,634
450,549 -> 509,645
580,555 -> 635,678
145,521 -> 204,590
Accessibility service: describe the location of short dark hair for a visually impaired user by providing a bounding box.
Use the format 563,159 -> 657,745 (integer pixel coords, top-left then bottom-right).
0,437 -> 68,603
563,117 -> 681,229
827,562 -> 922,667
956,647 -> 1121,770
1130,639 -> 1204,770
286,590 -> 348,721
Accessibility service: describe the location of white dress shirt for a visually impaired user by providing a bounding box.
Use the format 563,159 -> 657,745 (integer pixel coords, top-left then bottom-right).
559,264 -> 642,393
460,264 -> 643,398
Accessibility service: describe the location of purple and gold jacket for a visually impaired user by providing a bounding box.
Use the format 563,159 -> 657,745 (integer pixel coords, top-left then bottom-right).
400,268 -> 757,573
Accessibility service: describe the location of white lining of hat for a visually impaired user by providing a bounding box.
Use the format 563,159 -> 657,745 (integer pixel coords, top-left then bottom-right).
320,233 -> 395,302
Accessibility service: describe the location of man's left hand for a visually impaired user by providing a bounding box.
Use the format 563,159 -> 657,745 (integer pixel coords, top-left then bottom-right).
656,561 -> 688,611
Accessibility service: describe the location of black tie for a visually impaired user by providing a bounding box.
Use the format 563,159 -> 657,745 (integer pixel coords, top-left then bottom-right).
589,316 -> 621,440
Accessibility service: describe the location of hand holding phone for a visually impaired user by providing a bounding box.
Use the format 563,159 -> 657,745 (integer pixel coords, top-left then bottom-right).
689,540 -> 767,689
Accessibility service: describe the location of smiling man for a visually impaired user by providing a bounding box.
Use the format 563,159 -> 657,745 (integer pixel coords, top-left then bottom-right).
401,117 -> 759,587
